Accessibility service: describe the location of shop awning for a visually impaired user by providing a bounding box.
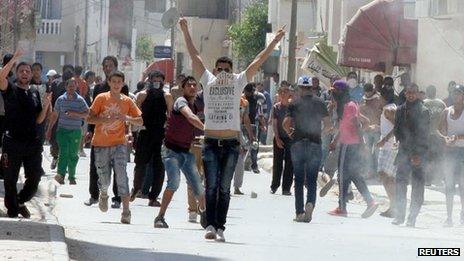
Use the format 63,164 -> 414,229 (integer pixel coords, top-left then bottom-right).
337,0 -> 418,72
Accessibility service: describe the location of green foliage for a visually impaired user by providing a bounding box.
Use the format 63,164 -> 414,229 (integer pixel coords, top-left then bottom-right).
136,35 -> 154,62
228,1 -> 268,66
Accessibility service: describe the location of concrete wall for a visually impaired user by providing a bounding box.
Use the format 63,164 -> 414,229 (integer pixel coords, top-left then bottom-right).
415,15 -> 464,97
176,17 -> 230,74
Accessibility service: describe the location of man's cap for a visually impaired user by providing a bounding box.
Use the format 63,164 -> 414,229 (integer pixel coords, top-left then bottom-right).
297,75 -> 312,87
453,84 -> 464,94
46,69 -> 58,77
331,80 -> 349,91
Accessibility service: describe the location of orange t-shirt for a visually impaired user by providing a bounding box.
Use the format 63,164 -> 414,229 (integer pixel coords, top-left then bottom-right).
90,92 -> 141,147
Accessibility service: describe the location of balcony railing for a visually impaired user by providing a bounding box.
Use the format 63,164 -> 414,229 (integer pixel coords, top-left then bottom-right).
37,19 -> 61,35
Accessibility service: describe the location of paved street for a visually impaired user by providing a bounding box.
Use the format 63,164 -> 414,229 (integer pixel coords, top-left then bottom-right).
38,147 -> 464,261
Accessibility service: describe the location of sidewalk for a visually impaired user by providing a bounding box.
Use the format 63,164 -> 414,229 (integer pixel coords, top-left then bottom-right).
0,155 -> 69,261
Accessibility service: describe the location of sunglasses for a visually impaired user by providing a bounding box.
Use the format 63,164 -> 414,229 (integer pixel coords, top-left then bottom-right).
216,67 -> 231,73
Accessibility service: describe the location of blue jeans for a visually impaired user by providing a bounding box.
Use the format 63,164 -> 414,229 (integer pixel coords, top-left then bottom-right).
162,147 -> 204,197
338,144 -> 374,211
291,139 -> 322,214
203,139 -> 240,230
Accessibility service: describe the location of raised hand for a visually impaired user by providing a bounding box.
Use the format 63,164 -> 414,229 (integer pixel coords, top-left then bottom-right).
44,92 -> 52,108
179,17 -> 188,32
273,25 -> 286,43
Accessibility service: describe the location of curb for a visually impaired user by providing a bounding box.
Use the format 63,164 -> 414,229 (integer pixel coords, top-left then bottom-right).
31,179 -> 70,261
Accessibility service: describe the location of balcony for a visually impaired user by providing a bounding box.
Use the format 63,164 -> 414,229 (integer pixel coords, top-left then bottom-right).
37,19 -> 61,35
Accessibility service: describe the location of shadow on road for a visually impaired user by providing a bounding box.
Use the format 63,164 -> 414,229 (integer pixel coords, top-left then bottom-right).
66,238 -> 229,261
0,218 -> 55,242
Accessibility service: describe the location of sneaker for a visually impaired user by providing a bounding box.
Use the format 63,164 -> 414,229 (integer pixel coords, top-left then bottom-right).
319,179 -> 335,197
120,210 -> 131,224
270,189 -> 276,194
282,191 -> 292,196
79,150 -> 87,157
154,216 -> 169,228
234,187 -> 244,195
98,193 -> 109,212
18,204 -> 31,219
111,201 -> 121,209
406,218 -> 416,228
69,179 -> 77,185
188,211 -> 198,223
129,188 -> 140,202
204,225 -> 217,240
443,218 -> 453,227
252,168 -> 260,174
379,208 -> 394,218
215,229 -> 225,242
361,201 -> 379,219
391,217 -> 405,226
148,199 -> 161,207
50,158 -> 57,170
84,197 -> 98,206
293,213 -> 310,223
199,208 -> 207,229
54,174 -> 65,185
328,207 -> 347,217
304,202 -> 314,222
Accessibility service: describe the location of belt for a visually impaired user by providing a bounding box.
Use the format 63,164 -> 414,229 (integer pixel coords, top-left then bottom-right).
205,138 -> 239,147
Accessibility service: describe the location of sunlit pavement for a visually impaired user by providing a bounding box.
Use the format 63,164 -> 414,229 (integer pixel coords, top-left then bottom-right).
43,147 -> 464,261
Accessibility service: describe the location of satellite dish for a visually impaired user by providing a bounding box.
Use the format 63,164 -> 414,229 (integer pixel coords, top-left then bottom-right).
161,7 -> 180,29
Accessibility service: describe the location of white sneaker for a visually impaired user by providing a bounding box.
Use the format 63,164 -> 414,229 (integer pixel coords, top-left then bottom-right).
215,229 -> 225,242
204,225 -> 216,240
188,211 -> 198,223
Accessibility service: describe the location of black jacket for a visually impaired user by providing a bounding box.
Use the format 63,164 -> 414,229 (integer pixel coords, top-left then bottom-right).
394,100 -> 430,158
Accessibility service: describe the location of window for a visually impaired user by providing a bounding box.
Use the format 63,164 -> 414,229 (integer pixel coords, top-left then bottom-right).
39,0 -> 62,19
431,0 -> 448,16
179,0 -> 229,19
145,0 -> 166,13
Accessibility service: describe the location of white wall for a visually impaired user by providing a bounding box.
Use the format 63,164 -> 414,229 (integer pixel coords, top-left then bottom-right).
415,15 -> 464,97
177,17 -> 229,74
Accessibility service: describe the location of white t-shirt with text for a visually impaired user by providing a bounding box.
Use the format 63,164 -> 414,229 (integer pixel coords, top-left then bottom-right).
200,70 -> 248,131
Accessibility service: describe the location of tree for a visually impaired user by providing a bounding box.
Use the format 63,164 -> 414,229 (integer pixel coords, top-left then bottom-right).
228,1 -> 268,67
136,35 -> 154,62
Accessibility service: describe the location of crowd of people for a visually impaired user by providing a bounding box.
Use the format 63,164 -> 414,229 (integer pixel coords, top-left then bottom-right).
0,17 -> 463,244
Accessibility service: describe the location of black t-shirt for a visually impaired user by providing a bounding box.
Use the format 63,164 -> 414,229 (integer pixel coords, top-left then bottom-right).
3,81 -> 42,142
272,102 -> 289,139
287,94 -> 329,143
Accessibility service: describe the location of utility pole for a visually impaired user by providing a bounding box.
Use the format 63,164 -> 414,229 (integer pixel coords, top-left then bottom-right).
170,0 -> 177,77
287,0 -> 297,84
13,0 -> 19,50
83,0 -> 89,68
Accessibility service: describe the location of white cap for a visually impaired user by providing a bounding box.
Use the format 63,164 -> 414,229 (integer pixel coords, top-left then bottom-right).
46,69 -> 57,77
297,75 -> 312,87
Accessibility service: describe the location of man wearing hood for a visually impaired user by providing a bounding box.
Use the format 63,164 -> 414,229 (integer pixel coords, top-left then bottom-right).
360,83 -> 383,179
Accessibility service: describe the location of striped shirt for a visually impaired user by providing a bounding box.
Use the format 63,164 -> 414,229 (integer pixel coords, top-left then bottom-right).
54,93 -> 89,130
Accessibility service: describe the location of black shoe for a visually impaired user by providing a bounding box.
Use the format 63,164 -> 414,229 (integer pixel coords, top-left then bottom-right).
282,191 -> 292,196
69,179 -> 77,185
270,188 -> 276,194
154,216 -> 169,228
392,218 -> 405,225
406,218 -> 416,228
252,168 -> 260,174
84,197 -> 98,206
148,199 -> 161,207
379,209 -> 394,218
111,201 -> 121,209
130,188 -> 140,202
199,208 -> 207,229
18,204 -> 31,219
234,187 -> 244,195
